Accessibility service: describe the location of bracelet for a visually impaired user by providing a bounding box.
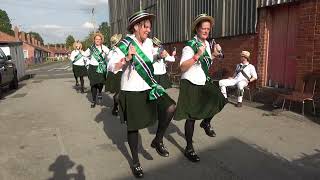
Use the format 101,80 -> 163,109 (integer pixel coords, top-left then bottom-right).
192,55 -> 199,62
120,58 -> 126,65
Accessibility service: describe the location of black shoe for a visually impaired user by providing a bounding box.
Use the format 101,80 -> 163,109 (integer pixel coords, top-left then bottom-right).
236,102 -> 242,108
184,148 -> 200,162
112,107 -> 119,116
80,88 -> 85,93
91,102 -> 96,108
131,163 -> 144,178
224,98 -> 229,104
75,82 -> 79,86
151,140 -> 169,157
200,121 -> 216,137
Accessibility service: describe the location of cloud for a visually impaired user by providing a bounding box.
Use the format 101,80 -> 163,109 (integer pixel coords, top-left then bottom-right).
82,22 -> 95,29
77,0 -> 108,6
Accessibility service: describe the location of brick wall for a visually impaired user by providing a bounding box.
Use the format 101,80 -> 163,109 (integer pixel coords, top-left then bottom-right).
295,0 -> 320,90
163,34 -> 257,81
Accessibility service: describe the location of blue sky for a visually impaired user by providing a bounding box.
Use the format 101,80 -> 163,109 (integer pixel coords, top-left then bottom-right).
1,0 -> 109,44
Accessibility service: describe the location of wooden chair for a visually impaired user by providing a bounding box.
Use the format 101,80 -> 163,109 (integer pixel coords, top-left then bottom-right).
167,62 -> 181,86
280,72 -> 320,115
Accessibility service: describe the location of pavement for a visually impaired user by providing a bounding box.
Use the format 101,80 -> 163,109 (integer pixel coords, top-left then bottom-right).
0,62 -> 320,180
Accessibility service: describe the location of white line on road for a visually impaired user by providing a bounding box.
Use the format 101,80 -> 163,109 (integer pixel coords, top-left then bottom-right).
48,65 -> 70,72
35,73 -> 74,77
55,128 -> 68,155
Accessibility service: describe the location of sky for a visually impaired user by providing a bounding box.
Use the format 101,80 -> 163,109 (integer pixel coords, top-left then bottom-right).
1,0 -> 109,44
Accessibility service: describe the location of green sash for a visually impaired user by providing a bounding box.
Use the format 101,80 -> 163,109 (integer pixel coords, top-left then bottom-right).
73,52 -> 83,64
186,37 -> 212,81
89,45 -> 107,74
118,36 -> 166,100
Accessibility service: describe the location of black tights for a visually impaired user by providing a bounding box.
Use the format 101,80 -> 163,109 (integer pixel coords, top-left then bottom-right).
79,76 -> 84,88
113,92 -> 119,108
127,104 -> 176,165
74,74 -> 78,84
91,83 -> 103,103
185,117 -> 213,150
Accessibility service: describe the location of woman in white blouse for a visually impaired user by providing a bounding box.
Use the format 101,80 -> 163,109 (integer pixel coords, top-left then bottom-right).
82,33 -> 110,108
70,41 -> 87,93
174,14 -> 226,162
108,11 -> 176,178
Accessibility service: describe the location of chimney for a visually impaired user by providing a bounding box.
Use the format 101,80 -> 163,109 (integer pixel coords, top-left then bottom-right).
27,34 -> 31,44
31,36 -> 35,45
21,32 -> 26,42
14,26 -> 19,40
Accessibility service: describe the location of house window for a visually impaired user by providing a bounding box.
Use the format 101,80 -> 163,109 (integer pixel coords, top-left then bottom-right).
23,50 -> 28,58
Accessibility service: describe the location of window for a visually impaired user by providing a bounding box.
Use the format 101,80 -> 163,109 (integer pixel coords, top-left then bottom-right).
23,50 -> 28,58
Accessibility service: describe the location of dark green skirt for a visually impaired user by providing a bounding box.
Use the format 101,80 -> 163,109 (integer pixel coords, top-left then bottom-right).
174,79 -> 226,121
105,71 -> 122,93
88,64 -> 106,86
119,90 -> 175,131
154,73 -> 172,89
72,65 -> 87,77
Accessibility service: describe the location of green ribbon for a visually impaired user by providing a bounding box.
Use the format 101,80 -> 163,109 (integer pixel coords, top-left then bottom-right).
186,37 -> 212,81
73,52 -> 83,64
89,45 -> 107,74
118,36 -> 166,100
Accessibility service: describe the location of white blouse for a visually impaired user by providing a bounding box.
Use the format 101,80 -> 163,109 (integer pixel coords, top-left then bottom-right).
108,34 -> 154,91
70,50 -> 87,66
180,37 -> 212,85
152,47 -> 175,75
82,44 -> 109,66
107,47 -> 122,72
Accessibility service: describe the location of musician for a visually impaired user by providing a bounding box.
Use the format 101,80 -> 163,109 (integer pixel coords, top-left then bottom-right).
107,10 -> 176,178
82,32 -> 110,108
105,34 -> 123,115
70,41 -> 87,93
152,37 -> 176,89
174,14 -> 226,162
219,51 -> 257,107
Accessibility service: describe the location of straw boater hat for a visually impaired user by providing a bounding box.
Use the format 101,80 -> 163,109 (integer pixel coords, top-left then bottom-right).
92,32 -> 104,43
110,34 -> 122,48
73,41 -> 82,50
152,37 -> 162,47
241,51 -> 250,60
192,14 -> 215,34
127,10 -> 155,32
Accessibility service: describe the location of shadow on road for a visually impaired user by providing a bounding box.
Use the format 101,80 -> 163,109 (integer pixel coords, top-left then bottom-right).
95,107 -> 154,167
0,82 -> 27,100
48,155 -> 85,180
114,138 -> 320,180
147,121 -> 185,153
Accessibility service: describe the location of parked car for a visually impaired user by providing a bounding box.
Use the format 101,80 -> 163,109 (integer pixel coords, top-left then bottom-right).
0,48 -> 18,96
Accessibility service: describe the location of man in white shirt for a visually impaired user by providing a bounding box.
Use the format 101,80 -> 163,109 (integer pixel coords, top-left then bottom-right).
219,51 -> 258,107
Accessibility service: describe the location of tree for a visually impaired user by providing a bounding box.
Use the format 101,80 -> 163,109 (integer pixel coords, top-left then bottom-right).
98,22 -> 111,47
0,9 -> 14,35
82,31 -> 94,50
65,35 -> 75,49
28,31 -> 44,44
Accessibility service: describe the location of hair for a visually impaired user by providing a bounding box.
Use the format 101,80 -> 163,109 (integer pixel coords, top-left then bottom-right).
195,20 -> 214,34
92,32 -> 104,43
129,19 -> 152,34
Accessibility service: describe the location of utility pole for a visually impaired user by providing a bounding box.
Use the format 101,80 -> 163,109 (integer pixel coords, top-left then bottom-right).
91,8 -> 97,32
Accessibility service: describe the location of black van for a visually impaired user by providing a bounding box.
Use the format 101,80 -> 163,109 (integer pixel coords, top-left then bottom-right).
0,48 -> 18,96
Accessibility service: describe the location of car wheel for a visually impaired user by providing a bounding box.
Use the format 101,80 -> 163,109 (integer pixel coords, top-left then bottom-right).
9,72 -> 18,89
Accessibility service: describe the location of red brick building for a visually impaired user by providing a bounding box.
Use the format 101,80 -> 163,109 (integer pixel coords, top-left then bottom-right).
110,0 -> 320,93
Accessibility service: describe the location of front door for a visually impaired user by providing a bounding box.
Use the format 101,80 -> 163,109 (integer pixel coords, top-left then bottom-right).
267,4 -> 298,89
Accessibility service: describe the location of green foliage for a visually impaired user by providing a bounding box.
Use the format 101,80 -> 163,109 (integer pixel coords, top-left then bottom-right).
0,9 -> 14,35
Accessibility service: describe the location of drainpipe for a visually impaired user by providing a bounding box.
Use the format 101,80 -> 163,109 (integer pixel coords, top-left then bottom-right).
312,0 -> 318,72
